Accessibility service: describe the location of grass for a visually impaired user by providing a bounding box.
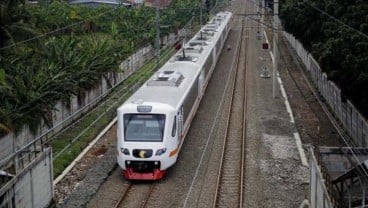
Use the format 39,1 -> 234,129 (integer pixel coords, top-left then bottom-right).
51,47 -> 176,178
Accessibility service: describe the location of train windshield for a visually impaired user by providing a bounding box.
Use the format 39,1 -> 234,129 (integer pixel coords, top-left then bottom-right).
124,114 -> 166,142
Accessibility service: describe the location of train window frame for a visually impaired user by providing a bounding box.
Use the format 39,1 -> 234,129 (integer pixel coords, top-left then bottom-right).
123,113 -> 166,142
172,116 -> 177,137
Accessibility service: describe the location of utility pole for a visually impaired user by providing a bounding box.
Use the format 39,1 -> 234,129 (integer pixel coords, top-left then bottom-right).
272,0 -> 278,98
155,0 -> 160,68
200,1 -> 203,27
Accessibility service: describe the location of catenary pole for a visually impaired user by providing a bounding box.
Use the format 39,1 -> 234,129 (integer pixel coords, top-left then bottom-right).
200,1 -> 203,27
155,0 -> 160,68
272,0 -> 278,98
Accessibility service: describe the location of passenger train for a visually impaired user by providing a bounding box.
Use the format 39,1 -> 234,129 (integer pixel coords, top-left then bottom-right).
117,11 -> 233,180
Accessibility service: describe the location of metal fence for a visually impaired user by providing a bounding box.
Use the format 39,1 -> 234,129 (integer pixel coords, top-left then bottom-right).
310,148 -> 334,208
0,26 -> 191,168
0,45 -> 154,173
283,32 -> 368,148
284,32 -> 368,208
0,23 -> 193,207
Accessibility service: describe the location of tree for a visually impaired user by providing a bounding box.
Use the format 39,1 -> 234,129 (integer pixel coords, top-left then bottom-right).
0,0 -> 39,48
0,0 -> 202,135
280,0 -> 368,116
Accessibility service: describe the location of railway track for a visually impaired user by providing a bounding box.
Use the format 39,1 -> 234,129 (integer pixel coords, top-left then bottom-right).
212,13 -> 248,208
60,3 -> 251,207
278,34 -> 368,177
277,33 -> 343,147
113,182 -> 155,208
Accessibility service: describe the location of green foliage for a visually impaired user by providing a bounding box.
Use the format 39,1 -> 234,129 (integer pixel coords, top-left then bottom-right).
0,0 -> 39,47
52,47 -> 176,178
0,0 -> 199,135
280,0 -> 368,115
0,34 -> 125,133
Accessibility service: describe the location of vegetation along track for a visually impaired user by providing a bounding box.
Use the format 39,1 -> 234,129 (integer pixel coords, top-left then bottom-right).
50,46 -> 176,178
213,15 -> 247,208
113,182 -> 156,208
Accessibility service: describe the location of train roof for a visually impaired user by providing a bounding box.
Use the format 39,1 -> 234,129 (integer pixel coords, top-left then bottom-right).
120,11 -> 232,111
124,61 -> 199,108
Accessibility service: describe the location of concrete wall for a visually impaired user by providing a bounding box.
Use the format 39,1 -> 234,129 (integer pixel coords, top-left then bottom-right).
310,150 -> 333,208
0,25 -> 193,207
0,148 -> 53,208
0,134 -> 14,163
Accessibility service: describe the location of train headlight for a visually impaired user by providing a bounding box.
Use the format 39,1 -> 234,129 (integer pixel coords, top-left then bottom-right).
155,148 -> 167,156
120,148 -> 130,155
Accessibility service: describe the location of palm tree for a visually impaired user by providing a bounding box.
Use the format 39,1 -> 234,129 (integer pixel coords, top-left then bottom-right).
0,68 -> 12,135
0,0 -> 39,48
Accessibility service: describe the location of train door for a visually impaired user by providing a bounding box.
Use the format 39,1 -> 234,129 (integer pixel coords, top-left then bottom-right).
198,69 -> 205,94
220,31 -> 224,46
212,50 -> 216,68
178,107 -> 184,140
213,47 -> 217,60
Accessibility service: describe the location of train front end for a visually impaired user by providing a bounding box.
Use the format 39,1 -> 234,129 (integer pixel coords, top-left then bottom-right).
117,102 -> 178,180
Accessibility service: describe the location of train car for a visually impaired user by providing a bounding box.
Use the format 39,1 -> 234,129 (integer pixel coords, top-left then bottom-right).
117,11 -> 232,180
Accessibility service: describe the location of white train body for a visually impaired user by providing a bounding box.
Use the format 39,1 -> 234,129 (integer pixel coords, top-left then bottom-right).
117,11 -> 232,180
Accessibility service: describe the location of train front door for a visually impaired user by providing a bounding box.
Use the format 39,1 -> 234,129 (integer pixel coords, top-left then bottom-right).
178,107 -> 184,140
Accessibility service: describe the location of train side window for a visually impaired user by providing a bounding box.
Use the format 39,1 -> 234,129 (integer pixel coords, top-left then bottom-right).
172,116 -> 177,137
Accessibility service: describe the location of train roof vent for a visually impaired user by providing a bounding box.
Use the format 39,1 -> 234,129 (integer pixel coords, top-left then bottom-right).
189,41 -> 208,46
216,14 -> 225,20
203,28 -> 217,32
147,71 -> 184,87
170,49 -> 199,63
213,20 -> 223,26
196,36 -> 208,41
196,31 -> 214,40
172,54 -> 198,62
206,25 -> 218,30
183,45 -> 203,54
201,30 -> 215,36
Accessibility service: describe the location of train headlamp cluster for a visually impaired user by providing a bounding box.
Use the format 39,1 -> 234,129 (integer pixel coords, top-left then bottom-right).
155,148 -> 167,156
120,148 -> 130,155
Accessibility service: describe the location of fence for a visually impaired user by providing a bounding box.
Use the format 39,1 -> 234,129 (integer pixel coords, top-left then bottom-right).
283,32 -> 368,148
309,148 -> 334,208
0,45 -> 154,173
0,26 -> 191,167
0,148 -> 53,208
0,23 -> 193,207
283,31 -> 368,208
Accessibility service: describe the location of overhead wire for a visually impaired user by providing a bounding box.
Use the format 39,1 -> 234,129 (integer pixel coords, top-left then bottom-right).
294,0 -> 368,178
301,0 -> 368,40
265,2 -> 368,177
0,3 -> 199,51
245,0 -> 368,41
0,3 -> 197,124
229,0 -> 368,178
0,15 -> 159,120
0,21 -> 84,50
275,34 -> 368,177
0,2 -> 125,51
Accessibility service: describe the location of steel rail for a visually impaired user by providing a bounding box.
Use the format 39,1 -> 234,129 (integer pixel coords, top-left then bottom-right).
240,16 -> 249,208
112,183 -> 132,208
139,183 -> 155,208
212,12 -> 246,208
113,183 -> 156,208
280,36 -> 368,178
